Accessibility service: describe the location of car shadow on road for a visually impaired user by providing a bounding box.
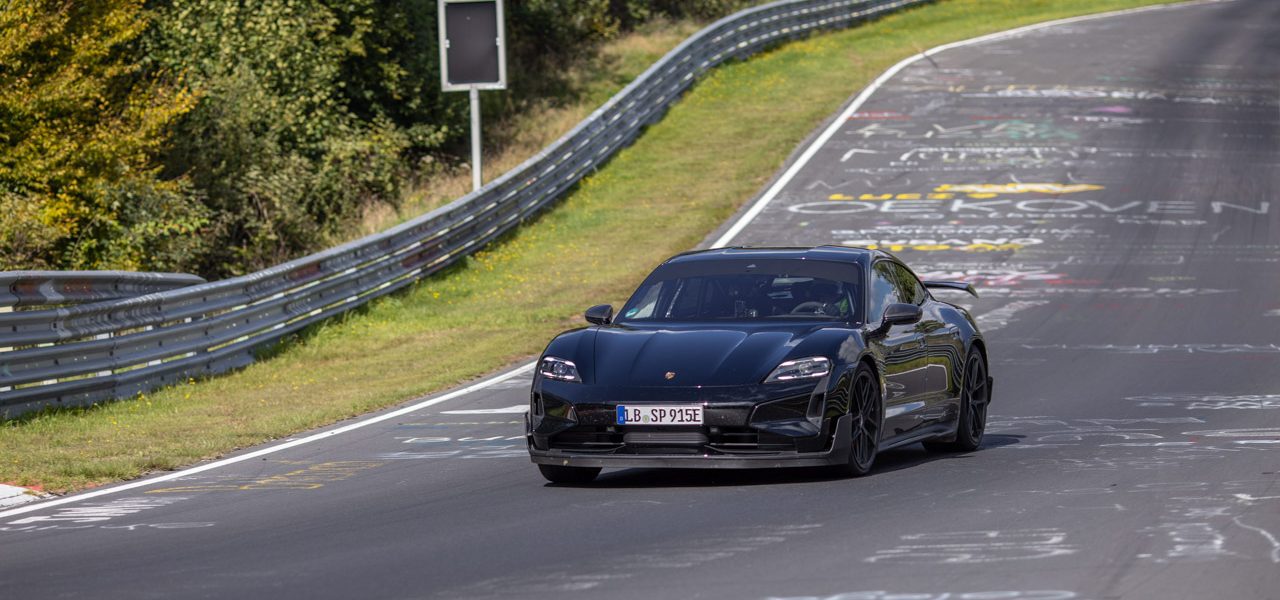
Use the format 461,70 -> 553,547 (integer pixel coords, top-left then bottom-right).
547,433 -> 1024,488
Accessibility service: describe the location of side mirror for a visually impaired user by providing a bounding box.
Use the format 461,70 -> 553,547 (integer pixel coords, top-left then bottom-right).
585,304 -> 614,325
882,303 -> 923,327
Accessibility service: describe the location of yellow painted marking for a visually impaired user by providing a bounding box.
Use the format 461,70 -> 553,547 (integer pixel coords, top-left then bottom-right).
935,183 -> 1104,195
865,243 -> 1024,253
828,193 -> 948,202
146,461 -> 384,494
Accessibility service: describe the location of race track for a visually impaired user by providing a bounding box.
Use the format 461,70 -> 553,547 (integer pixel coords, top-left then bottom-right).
3,2 -> 1279,598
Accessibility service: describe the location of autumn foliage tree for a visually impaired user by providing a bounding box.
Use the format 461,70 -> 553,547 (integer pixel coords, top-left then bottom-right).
0,0 -> 204,271
2,0 -> 752,277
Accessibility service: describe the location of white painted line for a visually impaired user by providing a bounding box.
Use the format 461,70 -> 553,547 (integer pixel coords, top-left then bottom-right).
0,362 -> 536,519
1232,516 -> 1280,563
709,0 -> 1232,249
840,148 -> 879,161
441,405 -> 529,415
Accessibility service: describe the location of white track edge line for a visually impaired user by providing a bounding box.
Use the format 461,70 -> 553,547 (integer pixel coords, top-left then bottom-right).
709,0 -> 1233,249
0,362 -> 536,518
3,0 -> 1230,519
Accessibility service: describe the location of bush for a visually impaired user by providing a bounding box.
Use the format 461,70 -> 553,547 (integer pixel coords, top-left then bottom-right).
145,0 -> 410,275
0,0 -> 199,272
3,0 -> 756,277
0,192 -> 58,271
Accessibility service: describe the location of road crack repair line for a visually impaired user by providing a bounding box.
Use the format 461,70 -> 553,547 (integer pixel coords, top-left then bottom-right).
442,524 -> 822,597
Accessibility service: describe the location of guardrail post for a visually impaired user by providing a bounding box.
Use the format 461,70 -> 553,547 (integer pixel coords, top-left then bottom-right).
0,305 -> 9,392
38,342 -> 56,386
144,326 -> 162,367
97,331 -> 113,377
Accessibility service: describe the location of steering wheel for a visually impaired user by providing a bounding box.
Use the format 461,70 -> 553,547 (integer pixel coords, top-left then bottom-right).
791,301 -> 833,315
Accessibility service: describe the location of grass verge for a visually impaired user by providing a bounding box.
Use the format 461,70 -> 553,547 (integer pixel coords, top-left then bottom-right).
2,0 -> 1170,493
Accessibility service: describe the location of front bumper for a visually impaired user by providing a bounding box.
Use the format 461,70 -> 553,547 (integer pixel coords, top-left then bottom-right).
528,414 -> 853,470
527,378 -> 849,469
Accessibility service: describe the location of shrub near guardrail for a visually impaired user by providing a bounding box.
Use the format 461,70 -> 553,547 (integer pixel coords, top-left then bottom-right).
3,1 -> 758,279
0,2 -> 200,273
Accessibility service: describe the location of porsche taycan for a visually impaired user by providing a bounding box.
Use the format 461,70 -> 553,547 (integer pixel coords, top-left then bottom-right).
526,246 -> 991,483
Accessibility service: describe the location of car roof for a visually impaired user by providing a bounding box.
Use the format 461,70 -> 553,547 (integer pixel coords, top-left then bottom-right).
663,245 -> 886,267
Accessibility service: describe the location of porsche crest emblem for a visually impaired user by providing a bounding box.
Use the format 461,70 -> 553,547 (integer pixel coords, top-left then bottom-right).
664,371 -> 676,380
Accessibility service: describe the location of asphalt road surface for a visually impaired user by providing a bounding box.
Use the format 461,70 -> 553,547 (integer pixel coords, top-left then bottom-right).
3,2 -> 1279,598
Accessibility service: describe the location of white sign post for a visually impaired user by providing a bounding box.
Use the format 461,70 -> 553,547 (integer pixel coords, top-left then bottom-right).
439,0 -> 508,192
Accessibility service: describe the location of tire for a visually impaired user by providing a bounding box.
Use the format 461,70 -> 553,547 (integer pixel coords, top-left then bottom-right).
924,349 -> 989,453
537,464 -> 601,484
832,364 -> 882,477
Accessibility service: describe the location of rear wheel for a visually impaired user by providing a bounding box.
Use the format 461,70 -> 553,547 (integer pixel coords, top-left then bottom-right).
924,349 -> 989,453
834,364 -> 882,477
537,464 -> 601,484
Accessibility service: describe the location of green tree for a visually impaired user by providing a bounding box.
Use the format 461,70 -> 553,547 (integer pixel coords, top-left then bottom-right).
145,0 -> 410,276
0,0 -> 204,272
0,0 -> 756,277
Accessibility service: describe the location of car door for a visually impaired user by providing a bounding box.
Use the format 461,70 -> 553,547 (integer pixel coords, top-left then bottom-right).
867,260 -> 928,438
891,261 -> 957,424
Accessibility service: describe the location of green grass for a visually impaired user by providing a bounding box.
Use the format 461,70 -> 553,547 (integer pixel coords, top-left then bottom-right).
1,0 -> 1171,493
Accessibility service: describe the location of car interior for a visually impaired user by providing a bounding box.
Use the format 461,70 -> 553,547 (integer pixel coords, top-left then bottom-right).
621,274 -> 860,322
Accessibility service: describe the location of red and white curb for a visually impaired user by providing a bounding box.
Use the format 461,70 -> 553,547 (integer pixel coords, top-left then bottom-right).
0,484 -> 50,509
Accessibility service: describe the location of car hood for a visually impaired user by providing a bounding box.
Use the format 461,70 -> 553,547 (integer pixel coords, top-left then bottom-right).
591,323 -> 827,387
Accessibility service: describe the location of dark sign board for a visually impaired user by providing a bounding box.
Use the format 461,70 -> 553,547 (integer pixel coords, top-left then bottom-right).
439,0 -> 507,91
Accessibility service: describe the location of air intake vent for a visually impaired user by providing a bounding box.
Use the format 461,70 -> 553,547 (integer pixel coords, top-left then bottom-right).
623,431 -> 708,446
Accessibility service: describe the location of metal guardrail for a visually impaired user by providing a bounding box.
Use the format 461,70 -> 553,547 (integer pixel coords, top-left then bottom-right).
0,271 -> 206,309
0,0 -> 927,418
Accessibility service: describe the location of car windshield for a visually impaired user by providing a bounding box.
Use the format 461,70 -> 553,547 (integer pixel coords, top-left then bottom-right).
617,259 -> 863,323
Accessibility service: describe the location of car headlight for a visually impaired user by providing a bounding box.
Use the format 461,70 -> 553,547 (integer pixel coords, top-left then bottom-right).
764,356 -> 830,383
539,356 -> 581,382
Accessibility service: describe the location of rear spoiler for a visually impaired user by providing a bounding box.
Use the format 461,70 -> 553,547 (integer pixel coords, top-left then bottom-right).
923,280 -> 979,297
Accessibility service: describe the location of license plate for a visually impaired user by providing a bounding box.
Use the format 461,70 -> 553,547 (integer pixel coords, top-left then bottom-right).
616,405 -> 703,426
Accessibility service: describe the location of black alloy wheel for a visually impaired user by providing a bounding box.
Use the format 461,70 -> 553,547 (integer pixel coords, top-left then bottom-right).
836,364 -> 882,477
537,464 -> 601,484
924,350 -> 989,453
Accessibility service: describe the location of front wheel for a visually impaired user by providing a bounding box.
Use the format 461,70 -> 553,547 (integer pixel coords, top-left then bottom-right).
537,464 -> 601,484
924,349 -> 989,453
833,364 -> 882,477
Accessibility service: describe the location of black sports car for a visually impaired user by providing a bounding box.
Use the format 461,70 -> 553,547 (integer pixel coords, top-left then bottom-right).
526,246 -> 991,483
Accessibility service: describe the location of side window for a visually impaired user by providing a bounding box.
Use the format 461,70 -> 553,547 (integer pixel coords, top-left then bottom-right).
868,262 -> 901,324
892,263 -> 928,305
625,282 -> 664,319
